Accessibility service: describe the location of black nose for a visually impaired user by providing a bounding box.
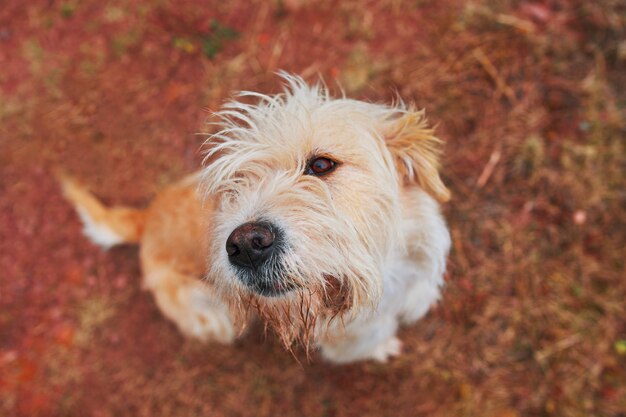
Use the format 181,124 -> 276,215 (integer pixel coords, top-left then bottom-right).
226,222 -> 276,269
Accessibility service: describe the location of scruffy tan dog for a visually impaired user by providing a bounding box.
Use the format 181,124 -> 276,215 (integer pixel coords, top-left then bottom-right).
61,74 -> 451,363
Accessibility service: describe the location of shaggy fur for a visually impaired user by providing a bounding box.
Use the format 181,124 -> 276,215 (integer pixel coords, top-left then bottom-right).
61,74 -> 451,363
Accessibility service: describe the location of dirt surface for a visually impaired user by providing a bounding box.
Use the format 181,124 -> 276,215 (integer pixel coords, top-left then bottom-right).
1,1 -> 625,416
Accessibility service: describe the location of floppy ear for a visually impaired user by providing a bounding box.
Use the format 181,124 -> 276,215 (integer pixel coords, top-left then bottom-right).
383,109 -> 450,202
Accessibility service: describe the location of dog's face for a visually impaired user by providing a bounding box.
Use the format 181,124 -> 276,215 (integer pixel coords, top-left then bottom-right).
202,75 -> 448,344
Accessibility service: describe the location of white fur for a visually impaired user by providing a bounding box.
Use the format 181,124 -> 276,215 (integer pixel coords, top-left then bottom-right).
201,74 -> 450,363
76,208 -> 124,249
317,189 -> 450,362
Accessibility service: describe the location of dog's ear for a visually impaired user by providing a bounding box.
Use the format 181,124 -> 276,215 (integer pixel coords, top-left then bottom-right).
383,109 -> 450,202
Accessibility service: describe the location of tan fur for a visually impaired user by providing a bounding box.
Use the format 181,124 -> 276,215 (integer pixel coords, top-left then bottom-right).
61,174 -> 235,343
384,110 -> 451,203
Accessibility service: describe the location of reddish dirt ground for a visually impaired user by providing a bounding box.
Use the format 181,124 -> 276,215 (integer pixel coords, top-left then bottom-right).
1,1 -> 625,416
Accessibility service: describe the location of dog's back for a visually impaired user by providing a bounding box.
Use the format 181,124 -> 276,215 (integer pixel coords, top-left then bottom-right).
59,173 -> 236,342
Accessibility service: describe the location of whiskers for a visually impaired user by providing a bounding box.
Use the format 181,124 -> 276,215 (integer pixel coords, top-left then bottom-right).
227,278 -> 354,358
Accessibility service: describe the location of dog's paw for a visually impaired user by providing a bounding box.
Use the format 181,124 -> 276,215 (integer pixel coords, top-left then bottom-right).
179,288 -> 236,344
178,307 -> 235,344
370,336 -> 402,362
153,282 -> 236,344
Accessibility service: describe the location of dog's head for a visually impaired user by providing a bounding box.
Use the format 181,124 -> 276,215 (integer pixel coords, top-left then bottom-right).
202,74 -> 448,345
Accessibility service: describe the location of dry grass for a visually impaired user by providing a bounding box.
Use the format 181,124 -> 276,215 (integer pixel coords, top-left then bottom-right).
0,0 -> 624,416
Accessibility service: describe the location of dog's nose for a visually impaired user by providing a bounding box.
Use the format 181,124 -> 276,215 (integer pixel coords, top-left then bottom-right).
226,222 -> 275,269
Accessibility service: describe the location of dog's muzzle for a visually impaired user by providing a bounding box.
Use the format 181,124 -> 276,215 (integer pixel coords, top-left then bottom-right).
226,221 -> 291,296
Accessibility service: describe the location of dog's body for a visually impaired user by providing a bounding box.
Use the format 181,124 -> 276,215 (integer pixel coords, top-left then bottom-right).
62,75 -> 451,363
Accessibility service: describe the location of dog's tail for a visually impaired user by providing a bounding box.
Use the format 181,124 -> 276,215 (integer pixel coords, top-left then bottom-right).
58,174 -> 147,249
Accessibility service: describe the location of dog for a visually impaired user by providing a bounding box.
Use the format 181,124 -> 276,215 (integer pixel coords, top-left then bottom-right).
60,74 -> 451,363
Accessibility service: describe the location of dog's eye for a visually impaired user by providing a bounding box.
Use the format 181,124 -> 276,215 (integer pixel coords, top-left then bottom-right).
306,157 -> 337,176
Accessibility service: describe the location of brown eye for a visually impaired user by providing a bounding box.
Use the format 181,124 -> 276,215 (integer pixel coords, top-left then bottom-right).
306,157 -> 337,176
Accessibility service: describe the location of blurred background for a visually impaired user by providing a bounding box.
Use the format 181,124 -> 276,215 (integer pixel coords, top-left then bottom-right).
1,0 -> 624,416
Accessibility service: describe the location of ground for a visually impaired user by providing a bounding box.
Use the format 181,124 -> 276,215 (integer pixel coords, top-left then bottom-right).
1,1 -> 625,416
